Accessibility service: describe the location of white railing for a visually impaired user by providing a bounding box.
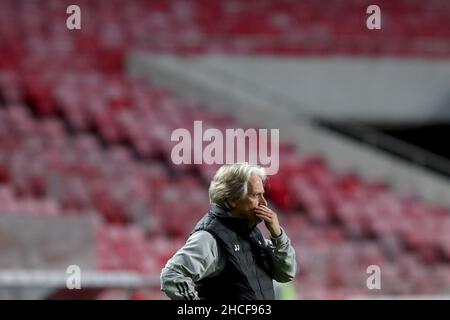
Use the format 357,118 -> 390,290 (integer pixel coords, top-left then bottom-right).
0,269 -> 159,289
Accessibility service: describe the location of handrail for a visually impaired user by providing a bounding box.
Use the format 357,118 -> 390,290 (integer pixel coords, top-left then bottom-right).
319,121 -> 450,177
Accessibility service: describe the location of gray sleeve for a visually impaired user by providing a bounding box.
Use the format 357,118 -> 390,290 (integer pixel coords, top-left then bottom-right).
265,228 -> 297,283
160,231 -> 224,300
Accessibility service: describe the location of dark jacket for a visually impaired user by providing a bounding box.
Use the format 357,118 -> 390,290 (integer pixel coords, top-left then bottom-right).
191,205 -> 275,300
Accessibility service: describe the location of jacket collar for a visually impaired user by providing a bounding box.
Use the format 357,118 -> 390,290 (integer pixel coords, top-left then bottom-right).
210,204 -> 256,235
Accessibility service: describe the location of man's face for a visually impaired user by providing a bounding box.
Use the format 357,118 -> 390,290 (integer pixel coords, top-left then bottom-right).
231,174 -> 267,226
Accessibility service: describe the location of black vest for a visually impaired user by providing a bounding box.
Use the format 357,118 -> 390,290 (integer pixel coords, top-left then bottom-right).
191,205 -> 275,300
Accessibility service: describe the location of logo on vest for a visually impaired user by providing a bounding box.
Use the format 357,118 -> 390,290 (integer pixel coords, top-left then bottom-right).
233,244 -> 240,252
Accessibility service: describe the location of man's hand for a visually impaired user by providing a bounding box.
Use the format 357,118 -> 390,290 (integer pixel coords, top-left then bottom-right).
254,205 -> 281,238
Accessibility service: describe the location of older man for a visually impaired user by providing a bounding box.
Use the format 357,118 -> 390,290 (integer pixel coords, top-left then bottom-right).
160,163 -> 297,300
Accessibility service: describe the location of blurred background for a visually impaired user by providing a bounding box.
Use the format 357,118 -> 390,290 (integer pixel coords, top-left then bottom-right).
0,0 -> 450,299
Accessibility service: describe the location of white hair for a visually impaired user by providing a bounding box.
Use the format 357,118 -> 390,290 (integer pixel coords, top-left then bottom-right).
208,163 -> 266,208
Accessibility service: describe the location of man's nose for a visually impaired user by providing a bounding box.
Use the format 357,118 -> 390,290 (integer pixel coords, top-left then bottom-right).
259,195 -> 267,206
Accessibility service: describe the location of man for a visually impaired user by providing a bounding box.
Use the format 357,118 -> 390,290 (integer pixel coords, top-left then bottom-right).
160,163 -> 297,300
